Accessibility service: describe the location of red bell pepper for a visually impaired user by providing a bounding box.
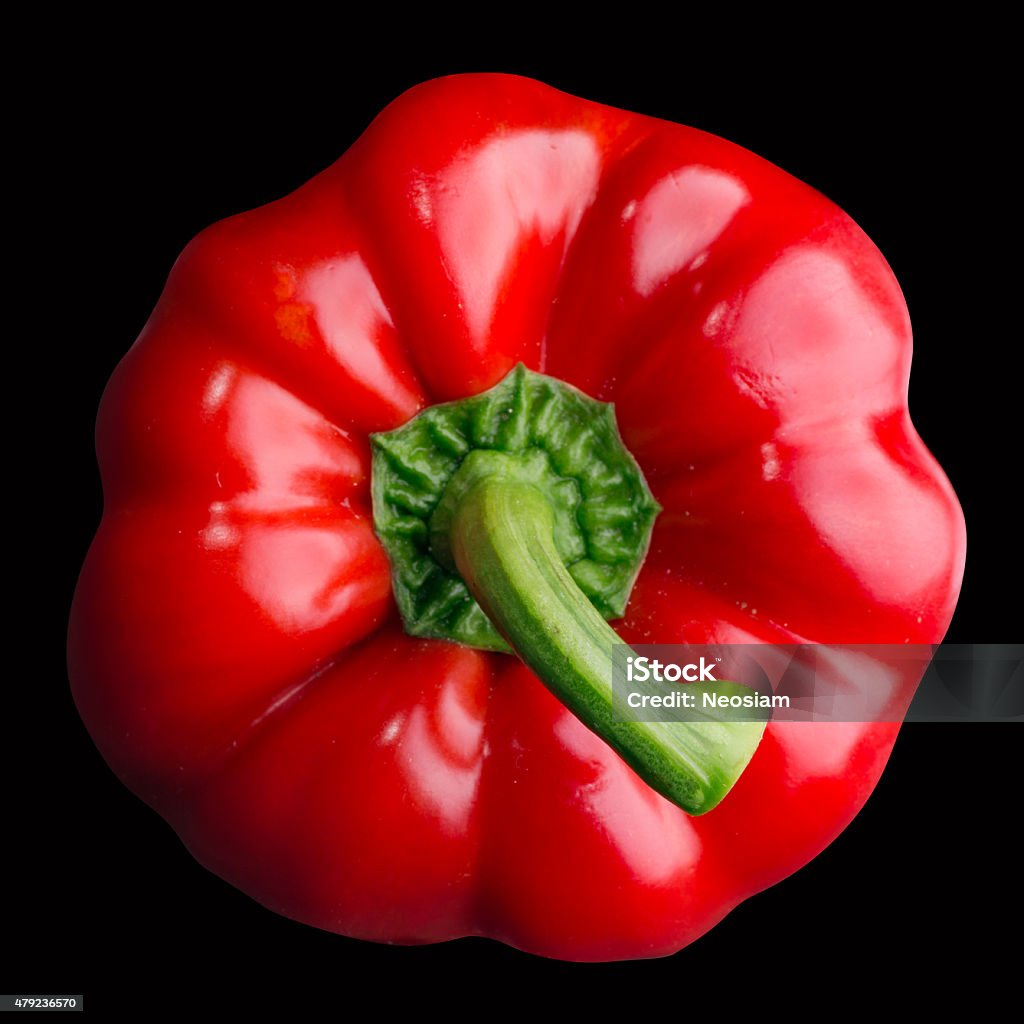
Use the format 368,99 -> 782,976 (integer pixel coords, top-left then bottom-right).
69,73 -> 965,960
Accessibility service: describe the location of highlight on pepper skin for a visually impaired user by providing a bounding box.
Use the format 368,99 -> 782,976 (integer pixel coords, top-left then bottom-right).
68,73 -> 966,962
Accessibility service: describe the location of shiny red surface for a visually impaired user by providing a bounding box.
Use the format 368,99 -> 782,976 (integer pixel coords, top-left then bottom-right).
69,74 -> 965,960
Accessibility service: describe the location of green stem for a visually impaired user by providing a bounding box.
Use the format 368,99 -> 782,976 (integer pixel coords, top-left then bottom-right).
450,476 -> 764,815
372,365 -> 764,814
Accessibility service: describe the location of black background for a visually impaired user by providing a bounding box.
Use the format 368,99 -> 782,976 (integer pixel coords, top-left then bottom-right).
15,31 -> 1019,1012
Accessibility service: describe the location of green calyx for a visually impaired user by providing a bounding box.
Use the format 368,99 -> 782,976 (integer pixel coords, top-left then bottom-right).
371,365 -> 660,652
371,365 -> 764,815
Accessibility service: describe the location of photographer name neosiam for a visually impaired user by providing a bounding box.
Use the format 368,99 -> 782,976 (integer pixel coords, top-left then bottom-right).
623,655 -> 791,710
625,690 -> 790,709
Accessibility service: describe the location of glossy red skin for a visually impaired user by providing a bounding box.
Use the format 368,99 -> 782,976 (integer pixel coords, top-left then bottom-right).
69,74 -> 965,961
